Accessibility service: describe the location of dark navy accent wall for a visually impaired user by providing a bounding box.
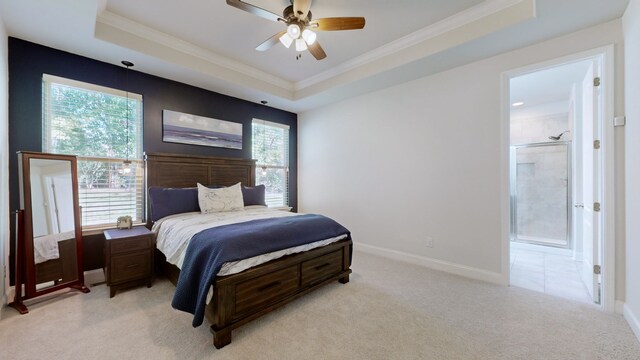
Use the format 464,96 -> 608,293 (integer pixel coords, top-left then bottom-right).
7,37 -> 297,282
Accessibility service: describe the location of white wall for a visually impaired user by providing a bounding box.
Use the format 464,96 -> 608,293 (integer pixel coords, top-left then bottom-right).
623,0 -> 640,340
510,110 -> 569,145
0,14 -> 9,312
299,20 -> 625,288
511,100 -> 570,123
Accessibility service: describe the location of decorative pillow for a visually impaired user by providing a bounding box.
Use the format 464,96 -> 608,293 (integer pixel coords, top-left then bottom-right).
241,185 -> 266,206
148,185 -> 222,222
197,182 -> 244,213
148,186 -> 200,222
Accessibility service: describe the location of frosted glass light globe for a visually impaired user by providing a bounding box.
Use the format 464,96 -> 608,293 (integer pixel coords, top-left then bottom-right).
287,24 -> 301,39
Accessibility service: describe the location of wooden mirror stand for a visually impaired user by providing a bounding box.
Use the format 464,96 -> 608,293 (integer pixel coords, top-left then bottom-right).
9,152 -> 89,314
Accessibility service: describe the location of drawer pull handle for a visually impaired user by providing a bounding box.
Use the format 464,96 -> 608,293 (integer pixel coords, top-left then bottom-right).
126,264 -> 140,269
314,263 -> 331,271
258,281 -> 281,292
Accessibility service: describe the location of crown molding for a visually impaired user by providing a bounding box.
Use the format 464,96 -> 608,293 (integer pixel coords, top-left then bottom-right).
295,0 -> 535,91
95,11 -> 294,95
294,0 -> 535,100
95,0 -> 535,103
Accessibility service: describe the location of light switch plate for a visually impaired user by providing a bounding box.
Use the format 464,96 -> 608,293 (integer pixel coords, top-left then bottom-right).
614,116 -> 626,126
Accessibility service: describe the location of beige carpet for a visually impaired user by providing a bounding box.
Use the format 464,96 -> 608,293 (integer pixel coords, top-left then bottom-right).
1,250 -> 639,359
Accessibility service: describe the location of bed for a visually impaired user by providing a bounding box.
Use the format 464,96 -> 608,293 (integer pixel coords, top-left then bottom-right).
145,153 -> 353,348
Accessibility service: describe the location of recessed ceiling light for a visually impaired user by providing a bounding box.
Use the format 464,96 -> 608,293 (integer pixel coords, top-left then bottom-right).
512,101 -> 525,107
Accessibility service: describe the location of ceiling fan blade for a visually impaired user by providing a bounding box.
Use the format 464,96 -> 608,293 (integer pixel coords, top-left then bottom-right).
312,17 -> 366,31
226,0 -> 283,22
293,0 -> 312,20
307,41 -> 327,60
256,31 -> 287,51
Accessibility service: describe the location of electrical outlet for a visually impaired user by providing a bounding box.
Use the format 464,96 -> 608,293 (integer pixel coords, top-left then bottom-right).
426,237 -> 434,248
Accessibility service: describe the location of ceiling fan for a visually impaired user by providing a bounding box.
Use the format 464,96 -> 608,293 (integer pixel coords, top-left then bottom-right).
226,0 -> 366,60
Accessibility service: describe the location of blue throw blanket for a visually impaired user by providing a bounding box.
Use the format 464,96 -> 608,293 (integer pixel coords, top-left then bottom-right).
171,214 -> 351,327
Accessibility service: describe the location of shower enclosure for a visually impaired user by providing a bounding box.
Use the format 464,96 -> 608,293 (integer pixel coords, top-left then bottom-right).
510,142 -> 572,248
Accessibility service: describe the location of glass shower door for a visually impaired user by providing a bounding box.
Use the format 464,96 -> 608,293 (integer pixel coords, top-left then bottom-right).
510,142 -> 571,247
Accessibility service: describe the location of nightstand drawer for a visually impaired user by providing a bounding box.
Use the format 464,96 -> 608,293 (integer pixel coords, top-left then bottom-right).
111,252 -> 151,283
110,236 -> 151,255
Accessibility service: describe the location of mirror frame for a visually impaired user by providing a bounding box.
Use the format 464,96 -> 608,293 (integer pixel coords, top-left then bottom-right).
10,151 -> 89,313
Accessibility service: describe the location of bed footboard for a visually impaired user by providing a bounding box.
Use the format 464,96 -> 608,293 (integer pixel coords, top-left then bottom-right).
206,238 -> 352,348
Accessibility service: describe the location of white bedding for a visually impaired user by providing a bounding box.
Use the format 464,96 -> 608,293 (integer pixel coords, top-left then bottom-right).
152,207 -> 347,276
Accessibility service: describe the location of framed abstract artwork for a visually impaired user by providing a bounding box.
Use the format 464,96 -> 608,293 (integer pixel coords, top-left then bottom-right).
162,109 -> 242,149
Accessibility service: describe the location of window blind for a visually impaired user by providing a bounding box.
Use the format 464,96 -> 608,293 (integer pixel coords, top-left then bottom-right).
252,119 -> 290,207
42,74 -> 144,228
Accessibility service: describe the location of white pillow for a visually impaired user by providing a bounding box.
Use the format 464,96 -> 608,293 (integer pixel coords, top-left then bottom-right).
197,182 -> 244,213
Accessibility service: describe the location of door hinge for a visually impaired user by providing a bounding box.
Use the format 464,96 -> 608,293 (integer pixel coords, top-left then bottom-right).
594,77 -> 601,87
594,202 -> 601,212
594,140 -> 601,149
594,265 -> 601,275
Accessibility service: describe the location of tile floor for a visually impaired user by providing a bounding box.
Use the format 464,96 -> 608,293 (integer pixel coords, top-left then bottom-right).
510,243 -> 594,305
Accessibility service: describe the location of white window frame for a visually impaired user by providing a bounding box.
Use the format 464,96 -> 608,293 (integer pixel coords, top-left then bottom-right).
252,119 -> 290,207
42,74 -> 144,230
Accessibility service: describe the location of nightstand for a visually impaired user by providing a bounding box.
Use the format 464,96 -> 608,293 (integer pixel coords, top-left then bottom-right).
104,226 -> 154,298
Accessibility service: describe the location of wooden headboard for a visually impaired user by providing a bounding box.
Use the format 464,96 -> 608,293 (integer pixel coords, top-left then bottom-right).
144,153 -> 256,225
145,153 -> 256,189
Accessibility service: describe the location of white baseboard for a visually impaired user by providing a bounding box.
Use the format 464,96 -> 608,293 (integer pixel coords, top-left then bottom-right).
623,303 -> 640,343
355,242 -> 505,285
5,285 -> 14,304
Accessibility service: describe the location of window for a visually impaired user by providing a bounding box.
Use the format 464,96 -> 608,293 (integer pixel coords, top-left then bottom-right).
42,75 -> 144,228
252,119 -> 290,207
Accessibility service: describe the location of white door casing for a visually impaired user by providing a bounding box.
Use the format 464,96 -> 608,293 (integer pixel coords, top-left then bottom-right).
503,45 -> 615,311
580,61 -> 602,304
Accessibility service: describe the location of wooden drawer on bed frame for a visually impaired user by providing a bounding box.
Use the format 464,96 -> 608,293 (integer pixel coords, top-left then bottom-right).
301,250 -> 343,287
205,238 -> 352,348
234,265 -> 300,316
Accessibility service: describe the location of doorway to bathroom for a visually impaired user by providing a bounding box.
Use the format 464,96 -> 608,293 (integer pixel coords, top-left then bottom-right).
506,48 -> 615,309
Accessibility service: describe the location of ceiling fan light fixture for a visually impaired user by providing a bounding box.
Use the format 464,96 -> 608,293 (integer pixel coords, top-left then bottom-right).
225,0 -> 365,61
279,32 -> 294,48
301,29 -> 316,45
295,38 -> 308,52
286,24 -> 301,39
